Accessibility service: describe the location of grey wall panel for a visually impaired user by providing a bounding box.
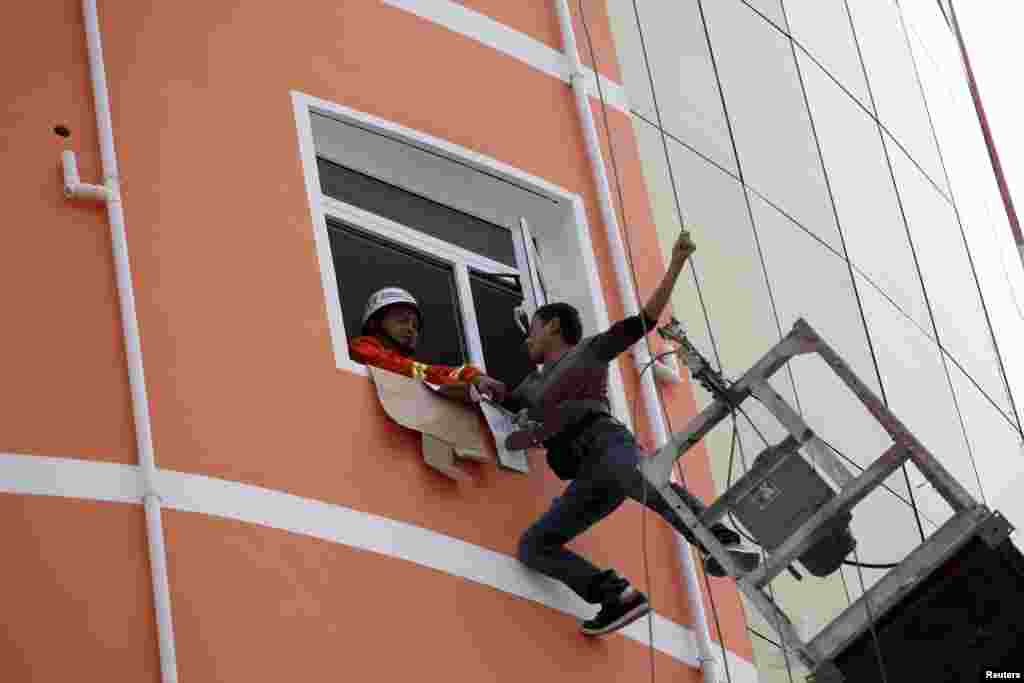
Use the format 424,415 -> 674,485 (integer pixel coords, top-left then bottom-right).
740,0 -> 786,28
946,363 -> 1024,510
606,2 -> 1024,673
885,137 -> 1013,418
634,121 -> 796,501
702,0 -> 843,252
854,268 -> 973,530
643,129 -> 782,381
746,194 -> 910,501
780,0 -> 871,107
607,0 -> 737,174
845,0 -> 949,197
797,51 -> 934,335
897,4 -> 1024,434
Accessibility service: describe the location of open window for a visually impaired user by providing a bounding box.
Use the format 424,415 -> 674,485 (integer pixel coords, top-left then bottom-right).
325,217 -> 469,369
467,268 -> 538,390
319,159 -> 536,391
511,217 -> 548,335
295,94 -> 635,430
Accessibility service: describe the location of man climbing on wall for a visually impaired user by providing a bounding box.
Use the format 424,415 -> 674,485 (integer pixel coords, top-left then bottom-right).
502,230 -> 760,637
350,287 -> 508,402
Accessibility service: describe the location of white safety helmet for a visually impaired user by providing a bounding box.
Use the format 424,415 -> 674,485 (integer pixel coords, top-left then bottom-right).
361,287 -> 423,334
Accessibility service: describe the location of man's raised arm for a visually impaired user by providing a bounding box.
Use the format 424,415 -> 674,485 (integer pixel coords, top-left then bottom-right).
642,229 -> 696,323
592,230 -> 696,362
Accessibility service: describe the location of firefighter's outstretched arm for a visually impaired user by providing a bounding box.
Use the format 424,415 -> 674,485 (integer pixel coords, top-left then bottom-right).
350,337 -> 506,401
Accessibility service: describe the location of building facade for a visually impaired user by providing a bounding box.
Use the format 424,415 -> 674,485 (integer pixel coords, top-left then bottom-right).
1,2 -> 763,682
603,0 -> 1024,680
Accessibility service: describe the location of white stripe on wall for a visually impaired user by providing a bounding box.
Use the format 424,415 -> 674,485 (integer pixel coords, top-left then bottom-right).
379,0 -> 631,112
0,452 -> 757,682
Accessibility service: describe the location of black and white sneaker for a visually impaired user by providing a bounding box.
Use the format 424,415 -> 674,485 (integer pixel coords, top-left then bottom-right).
580,587 -> 651,637
703,525 -> 761,578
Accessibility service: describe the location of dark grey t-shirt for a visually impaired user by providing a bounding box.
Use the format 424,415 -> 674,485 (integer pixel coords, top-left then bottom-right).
505,312 -> 658,478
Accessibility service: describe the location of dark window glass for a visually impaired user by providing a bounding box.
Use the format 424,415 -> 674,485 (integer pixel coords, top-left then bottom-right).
318,157 -> 516,267
469,269 -> 536,390
327,218 -> 467,368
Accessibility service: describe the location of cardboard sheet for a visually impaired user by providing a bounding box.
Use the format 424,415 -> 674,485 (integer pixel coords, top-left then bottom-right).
368,366 -> 533,476
421,433 -> 470,482
369,366 -> 488,459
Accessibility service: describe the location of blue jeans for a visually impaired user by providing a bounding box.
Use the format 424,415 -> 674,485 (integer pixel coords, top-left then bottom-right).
516,421 -> 711,605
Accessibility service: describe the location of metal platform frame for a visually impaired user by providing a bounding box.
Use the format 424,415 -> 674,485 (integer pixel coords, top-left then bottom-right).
640,317 -> 1011,680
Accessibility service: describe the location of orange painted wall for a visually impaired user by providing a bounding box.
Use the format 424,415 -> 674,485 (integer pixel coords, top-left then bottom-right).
0,0 -> 136,464
1,0 -> 752,677
166,510 -> 703,682
0,495 -> 159,680
452,0 -> 624,83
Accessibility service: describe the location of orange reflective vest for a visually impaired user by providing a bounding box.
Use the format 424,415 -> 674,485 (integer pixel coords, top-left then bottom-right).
350,336 -> 483,385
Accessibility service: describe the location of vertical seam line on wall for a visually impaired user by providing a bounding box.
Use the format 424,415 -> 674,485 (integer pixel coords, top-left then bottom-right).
692,0 -> 804,416
841,0 -> 982,522
893,0 -> 1023,440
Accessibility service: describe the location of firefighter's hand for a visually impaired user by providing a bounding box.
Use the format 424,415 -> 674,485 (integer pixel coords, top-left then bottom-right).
671,229 -> 696,266
434,382 -> 474,402
473,375 -> 507,403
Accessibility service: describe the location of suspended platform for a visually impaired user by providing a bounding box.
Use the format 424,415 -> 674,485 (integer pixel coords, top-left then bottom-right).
642,317 -> 1024,681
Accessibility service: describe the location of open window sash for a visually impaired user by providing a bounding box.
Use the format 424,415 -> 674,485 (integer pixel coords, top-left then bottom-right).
511,217 -> 549,334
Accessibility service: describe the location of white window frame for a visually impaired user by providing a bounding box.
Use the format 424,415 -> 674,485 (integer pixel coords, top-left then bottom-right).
291,90 -> 633,429
511,217 -> 548,333
322,197 -> 517,375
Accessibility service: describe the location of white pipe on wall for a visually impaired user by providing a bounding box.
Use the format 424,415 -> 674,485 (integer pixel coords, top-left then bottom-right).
552,2 -> 719,682
62,149 -> 111,201
77,1 -> 179,681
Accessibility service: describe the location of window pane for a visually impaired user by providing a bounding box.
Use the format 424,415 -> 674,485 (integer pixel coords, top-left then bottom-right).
318,157 -> 516,267
469,270 -> 535,390
327,219 -> 467,368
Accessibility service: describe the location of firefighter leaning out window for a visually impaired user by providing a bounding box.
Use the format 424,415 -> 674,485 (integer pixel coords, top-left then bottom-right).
350,287 -> 508,402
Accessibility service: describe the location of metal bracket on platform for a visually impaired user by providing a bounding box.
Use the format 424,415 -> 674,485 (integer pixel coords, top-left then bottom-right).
977,509 -> 1014,549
